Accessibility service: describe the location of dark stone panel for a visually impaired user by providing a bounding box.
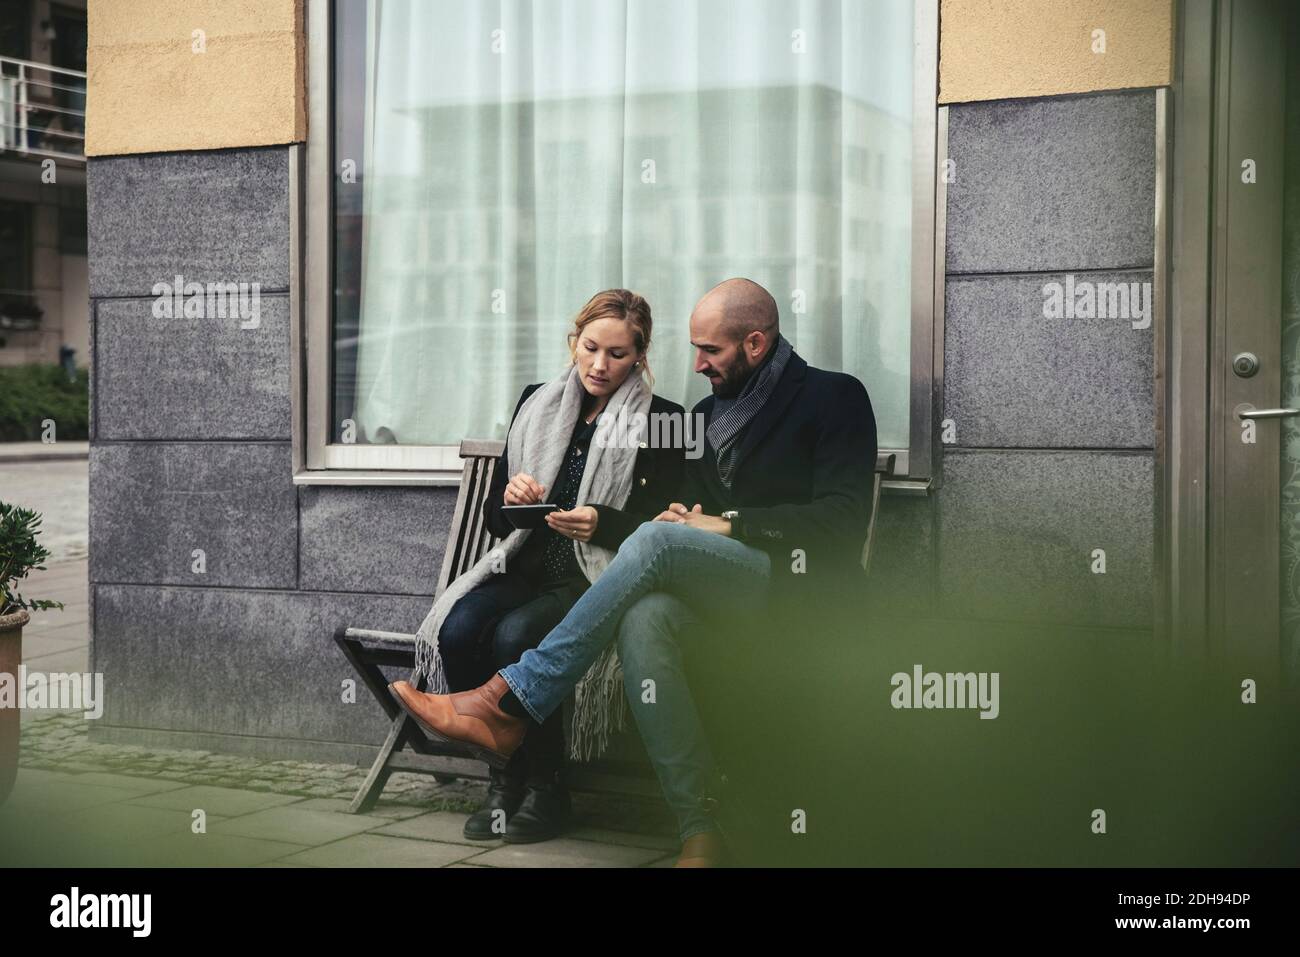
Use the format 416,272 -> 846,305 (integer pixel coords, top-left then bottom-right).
298,485 -> 457,596
88,299 -> 96,440
89,442 -> 297,588
87,147 -> 289,298
946,91 -> 1156,274
92,584 -> 432,743
944,271 -> 1154,448
95,295 -> 291,440
91,583 -> 653,769
936,450 -> 1153,628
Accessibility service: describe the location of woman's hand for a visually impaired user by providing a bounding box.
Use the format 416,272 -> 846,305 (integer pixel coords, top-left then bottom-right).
545,506 -> 598,542
504,472 -> 546,505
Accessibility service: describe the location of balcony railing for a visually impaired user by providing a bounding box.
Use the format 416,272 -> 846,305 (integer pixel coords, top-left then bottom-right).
0,55 -> 86,165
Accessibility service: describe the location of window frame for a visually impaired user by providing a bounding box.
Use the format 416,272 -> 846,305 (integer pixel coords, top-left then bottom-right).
293,0 -> 943,489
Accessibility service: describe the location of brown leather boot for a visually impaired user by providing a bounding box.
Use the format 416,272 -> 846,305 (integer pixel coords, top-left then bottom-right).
674,830 -> 727,867
389,674 -> 528,769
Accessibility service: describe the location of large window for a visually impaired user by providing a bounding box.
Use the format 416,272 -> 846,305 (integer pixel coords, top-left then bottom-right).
302,0 -> 939,481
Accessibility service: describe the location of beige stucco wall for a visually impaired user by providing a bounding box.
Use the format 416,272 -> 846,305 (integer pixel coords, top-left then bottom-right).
940,0 -> 1173,103
83,0 -> 1173,154
85,0 -> 304,156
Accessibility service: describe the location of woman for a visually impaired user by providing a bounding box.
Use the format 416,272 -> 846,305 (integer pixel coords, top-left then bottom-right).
409,289 -> 685,845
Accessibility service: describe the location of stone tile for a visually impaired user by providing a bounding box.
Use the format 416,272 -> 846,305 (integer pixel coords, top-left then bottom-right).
60,772 -> 191,794
373,810 -> 496,846
936,450 -> 1154,628
130,833 -> 309,867
88,442 -> 297,587
277,833 -> 481,867
95,295 -> 291,440
87,148 -> 289,299
468,837 -> 664,868
298,486 -> 454,596
126,784 -> 304,817
59,801 -> 203,841
0,776 -> 141,826
292,797 -> 428,820
566,825 -> 679,852
89,300 -> 96,439
22,628 -> 90,655
946,91 -> 1156,274
210,805 -> 389,844
944,272 -> 1155,448
19,646 -> 90,673
91,585 -> 433,741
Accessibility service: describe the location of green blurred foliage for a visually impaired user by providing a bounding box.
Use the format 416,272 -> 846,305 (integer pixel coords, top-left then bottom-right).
0,364 -> 89,442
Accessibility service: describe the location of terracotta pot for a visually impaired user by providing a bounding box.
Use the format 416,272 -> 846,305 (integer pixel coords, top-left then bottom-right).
0,608 -> 27,806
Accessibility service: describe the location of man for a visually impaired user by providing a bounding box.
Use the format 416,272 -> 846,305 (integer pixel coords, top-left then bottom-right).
390,278 -> 878,866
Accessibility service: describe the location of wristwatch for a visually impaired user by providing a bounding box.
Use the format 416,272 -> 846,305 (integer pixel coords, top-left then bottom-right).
721,509 -> 741,538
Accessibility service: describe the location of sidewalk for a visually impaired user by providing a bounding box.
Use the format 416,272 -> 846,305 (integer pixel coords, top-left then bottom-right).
0,457 -> 88,564
3,559 -> 680,867
0,440 -> 89,463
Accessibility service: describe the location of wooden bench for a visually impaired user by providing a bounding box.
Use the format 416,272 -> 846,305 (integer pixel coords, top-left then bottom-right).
334,439 -> 896,813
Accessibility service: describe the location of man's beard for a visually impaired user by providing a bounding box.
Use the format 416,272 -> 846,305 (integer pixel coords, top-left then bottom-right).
710,357 -> 755,398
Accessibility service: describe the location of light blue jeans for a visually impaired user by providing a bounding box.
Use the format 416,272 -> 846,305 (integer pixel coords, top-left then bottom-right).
498,521 -> 772,840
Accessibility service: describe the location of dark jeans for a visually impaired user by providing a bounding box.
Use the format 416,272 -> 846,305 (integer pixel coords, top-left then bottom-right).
438,571 -> 586,779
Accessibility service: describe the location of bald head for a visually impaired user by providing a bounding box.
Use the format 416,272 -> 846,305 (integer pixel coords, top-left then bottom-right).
689,278 -> 781,397
693,278 -> 779,344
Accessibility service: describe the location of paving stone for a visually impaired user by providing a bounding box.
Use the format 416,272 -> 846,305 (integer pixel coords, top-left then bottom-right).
59,802 -> 206,843
210,806 -> 390,845
0,777 -> 141,823
566,825 -> 679,852
277,834 -> 482,868
292,797 -> 427,820
129,833 -> 309,868
126,785 -> 304,817
60,772 -> 191,794
373,810 -> 499,847
10,706 -> 671,867
468,838 -> 664,868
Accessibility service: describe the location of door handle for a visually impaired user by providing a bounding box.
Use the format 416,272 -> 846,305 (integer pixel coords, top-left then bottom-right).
1237,407 -> 1300,419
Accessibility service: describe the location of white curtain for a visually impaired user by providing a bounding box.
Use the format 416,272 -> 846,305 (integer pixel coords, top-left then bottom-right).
352,0 -> 914,447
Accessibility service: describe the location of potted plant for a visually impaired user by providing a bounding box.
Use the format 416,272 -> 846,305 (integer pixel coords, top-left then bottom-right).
0,503 -> 63,804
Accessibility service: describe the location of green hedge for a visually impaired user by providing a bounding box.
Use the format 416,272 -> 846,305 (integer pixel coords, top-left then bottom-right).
0,364 -> 90,442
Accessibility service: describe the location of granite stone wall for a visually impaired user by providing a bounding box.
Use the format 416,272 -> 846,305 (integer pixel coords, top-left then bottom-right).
85,89 -> 1160,766
864,89 -> 1157,633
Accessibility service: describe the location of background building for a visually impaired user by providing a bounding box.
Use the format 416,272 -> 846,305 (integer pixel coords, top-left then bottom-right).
0,0 -> 87,370
68,0 -> 1299,862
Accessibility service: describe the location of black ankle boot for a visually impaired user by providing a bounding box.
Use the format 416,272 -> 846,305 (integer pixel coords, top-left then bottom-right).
463,763 -> 526,840
503,769 -> 572,844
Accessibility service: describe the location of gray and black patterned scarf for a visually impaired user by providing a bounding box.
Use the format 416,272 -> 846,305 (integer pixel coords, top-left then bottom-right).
707,334 -> 793,488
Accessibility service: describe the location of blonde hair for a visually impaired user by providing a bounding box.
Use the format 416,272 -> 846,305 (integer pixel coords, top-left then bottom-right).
566,288 -> 655,386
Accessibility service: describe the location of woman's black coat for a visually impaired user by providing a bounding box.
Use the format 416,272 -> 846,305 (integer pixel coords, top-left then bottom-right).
482,382 -> 686,552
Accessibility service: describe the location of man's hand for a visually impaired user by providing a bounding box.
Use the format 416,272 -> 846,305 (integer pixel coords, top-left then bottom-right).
545,505 -> 598,542
653,502 -> 699,523
504,472 -> 545,505
679,510 -> 732,537
651,503 -> 731,536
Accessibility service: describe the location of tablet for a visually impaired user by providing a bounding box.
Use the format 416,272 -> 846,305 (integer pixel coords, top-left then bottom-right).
502,503 -> 559,529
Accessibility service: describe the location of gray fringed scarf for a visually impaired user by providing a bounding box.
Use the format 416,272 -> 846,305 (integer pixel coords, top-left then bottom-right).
707,334 -> 793,488
412,363 -> 653,763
